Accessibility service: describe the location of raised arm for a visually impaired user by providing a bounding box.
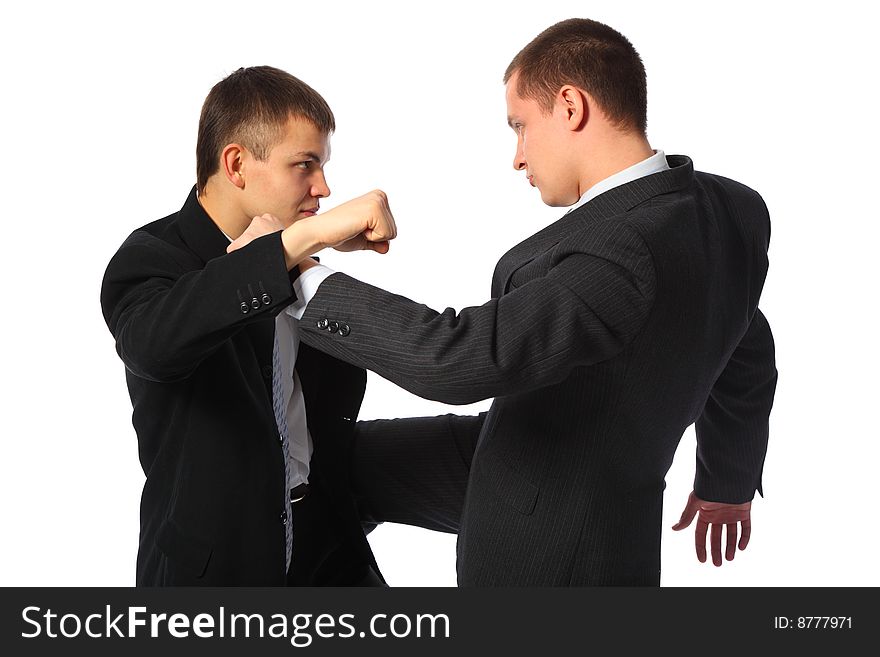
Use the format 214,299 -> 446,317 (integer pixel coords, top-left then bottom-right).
101,232 -> 295,382
298,221 -> 656,404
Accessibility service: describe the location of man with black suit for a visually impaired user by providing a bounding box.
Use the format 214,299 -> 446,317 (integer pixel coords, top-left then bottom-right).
232,19 -> 778,585
100,67 -> 397,585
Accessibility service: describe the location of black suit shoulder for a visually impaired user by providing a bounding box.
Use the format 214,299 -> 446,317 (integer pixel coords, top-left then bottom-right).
107,212 -> 201,281
694,171 -> 771,246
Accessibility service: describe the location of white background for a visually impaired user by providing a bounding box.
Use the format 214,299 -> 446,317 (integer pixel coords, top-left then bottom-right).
1,0 -> 877,587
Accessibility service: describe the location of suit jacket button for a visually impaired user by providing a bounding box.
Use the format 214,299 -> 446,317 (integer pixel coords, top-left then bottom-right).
262,365 -> 273,380
338,323 -> 351,337
317,318 -> 329,330
240,302 -> 250,314
328,321 -> 339,334
261,293 -> 272,305
251,297 -> 261,310
280,510 -> 289,524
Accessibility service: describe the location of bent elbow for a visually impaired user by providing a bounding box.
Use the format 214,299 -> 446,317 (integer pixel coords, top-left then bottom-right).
116,336 -> 194,384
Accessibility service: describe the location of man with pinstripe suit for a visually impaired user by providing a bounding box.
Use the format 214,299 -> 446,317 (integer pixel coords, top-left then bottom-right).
232,19 -> 777,585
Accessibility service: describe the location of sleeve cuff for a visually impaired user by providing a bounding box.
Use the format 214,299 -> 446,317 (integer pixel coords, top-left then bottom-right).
287,264 -> 336,320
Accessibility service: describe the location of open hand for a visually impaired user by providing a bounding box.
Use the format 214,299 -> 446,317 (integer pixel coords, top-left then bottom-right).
672,490 -> 751,566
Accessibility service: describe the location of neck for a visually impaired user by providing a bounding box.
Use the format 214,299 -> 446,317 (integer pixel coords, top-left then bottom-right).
577,130 -> 655,198
198,179 -> 250,240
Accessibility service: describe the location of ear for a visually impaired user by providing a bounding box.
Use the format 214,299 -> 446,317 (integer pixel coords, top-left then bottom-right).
219,144 -> 246,189
558,85 -> 588,131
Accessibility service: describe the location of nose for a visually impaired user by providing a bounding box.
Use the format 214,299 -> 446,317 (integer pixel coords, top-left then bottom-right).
513,136 -> 526,171
312,169 -> 330,198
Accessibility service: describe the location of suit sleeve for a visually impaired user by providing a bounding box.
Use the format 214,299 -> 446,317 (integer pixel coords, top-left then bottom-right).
100,231 -> 295,382
353,413 -> 484,533
694,308 -> 777,503
298,222 -> 656,405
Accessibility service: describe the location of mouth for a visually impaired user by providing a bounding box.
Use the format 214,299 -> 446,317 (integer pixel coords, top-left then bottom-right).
527,175 -> 535,187
299,207 -> 319,217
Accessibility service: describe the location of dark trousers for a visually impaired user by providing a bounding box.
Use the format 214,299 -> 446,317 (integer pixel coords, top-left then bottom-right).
286,482 -> 385,587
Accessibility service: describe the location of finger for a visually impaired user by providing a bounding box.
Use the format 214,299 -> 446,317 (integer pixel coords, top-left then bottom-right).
384,209 -> 397,240
362,228 -> 382,242
710,521 -> 722,566
365,226 -> 396,243
695,517 -> 708,563
672,495 -> 698,531
739,519 -> 751,551
370,241 -> 390,254
725,523 -> 737,561
338,235 -> 367,252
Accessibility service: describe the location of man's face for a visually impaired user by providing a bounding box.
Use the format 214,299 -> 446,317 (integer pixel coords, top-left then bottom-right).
240,115 -> 331,227
506,72 -> 580,207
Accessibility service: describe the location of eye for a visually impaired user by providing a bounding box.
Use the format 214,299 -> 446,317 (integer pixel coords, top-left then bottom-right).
294,160 -> 312,170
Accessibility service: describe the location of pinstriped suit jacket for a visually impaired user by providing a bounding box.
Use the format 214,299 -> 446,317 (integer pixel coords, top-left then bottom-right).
297,155 -> 777,585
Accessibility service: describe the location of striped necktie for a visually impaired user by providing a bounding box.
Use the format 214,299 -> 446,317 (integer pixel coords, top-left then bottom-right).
271,332 -> 293,572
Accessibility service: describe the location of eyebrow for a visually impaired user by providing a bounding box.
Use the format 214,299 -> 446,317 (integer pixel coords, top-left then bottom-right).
288,151 -> 323,162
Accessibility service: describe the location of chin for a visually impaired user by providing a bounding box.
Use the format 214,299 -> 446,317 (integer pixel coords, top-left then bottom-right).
540,189 -> 580,208
539,193 -> 566,208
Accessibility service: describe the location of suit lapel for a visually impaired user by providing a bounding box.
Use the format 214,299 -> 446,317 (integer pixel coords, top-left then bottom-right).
492,155 -> 694,295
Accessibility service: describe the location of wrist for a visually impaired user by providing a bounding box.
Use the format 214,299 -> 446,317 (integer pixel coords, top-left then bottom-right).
281,219 -> 323,270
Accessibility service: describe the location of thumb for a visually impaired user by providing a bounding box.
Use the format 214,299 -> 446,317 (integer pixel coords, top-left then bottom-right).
671,492 -> 699,531
369,241 -> 390,254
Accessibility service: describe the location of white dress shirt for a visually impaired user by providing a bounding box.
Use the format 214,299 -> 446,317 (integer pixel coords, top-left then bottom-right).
273,265 -> 336,489
216,226 -> 334,490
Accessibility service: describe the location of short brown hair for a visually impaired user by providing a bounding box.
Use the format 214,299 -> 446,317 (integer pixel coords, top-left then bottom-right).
504,19 -> 647,134
196,66 -> 335,193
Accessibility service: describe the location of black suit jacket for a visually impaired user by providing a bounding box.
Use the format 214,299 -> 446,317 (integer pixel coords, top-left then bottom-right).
296,155 -> 777,586
100,188 -> 380,586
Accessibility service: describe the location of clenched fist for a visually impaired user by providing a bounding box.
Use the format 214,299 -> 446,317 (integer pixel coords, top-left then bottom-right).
302,189 -> 397,253
226,191 -> 398,271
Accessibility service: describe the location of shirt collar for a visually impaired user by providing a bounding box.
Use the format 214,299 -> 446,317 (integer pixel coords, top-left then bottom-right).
566,149 -> 670,214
